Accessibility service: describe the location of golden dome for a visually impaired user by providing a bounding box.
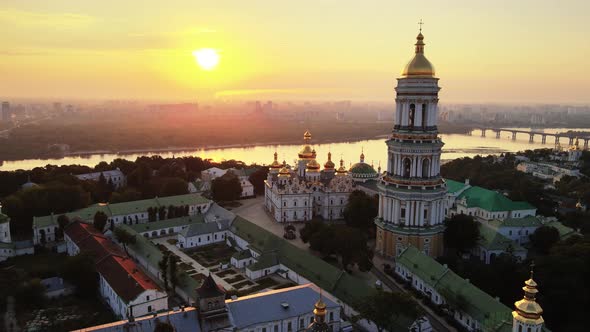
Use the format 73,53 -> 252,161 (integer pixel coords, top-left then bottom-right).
401,32 -> 435,78
336,158 -> 347,175
299,145 -> 314,159
306,159 -> 321,171
269,152 -> 282,170
324,152 -> 335,169
278,162 -> 291,177
304,130 -> 312,140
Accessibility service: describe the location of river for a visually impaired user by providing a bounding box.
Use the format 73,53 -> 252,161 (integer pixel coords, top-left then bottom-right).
1,127 -> 588,171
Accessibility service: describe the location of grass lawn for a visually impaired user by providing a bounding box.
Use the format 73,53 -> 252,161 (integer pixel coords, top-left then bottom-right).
233,280 -> 255,289
225,274 -> 245,283
217,269 -> 237,278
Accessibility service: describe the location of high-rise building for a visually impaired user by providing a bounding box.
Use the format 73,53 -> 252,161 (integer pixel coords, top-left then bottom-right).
1,102 -> 10,122
375,28 -> 446,258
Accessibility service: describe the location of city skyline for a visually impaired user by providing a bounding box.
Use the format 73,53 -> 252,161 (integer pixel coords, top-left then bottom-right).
1,1 -> 590,103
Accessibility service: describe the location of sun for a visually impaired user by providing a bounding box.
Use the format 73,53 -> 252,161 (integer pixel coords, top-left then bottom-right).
192,48 -> 220,71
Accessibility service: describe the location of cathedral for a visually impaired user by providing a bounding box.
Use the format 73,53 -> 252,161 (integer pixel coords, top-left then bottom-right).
375,28 -> 446,257
264,131 -> 357,222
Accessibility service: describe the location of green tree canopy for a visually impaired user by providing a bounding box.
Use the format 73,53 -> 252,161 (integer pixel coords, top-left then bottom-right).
443,214 -> 480,254
93,211 -> 108,232
356,290 -> 422,332
211,173 -> 242,202
530,225 -> 560,254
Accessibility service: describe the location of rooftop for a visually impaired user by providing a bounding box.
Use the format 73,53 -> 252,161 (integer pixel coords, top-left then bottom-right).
397,246 -> 512,327
457,185 -> 535,212
478,226 -> 525,252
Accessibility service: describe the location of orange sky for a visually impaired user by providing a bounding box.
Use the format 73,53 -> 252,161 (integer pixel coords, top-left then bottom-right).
1,1 -> 589,103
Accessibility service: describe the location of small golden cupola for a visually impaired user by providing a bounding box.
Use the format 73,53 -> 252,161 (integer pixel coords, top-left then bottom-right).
299,131 -> 315,159
269,151 -> 282,172
512,263 -> 544,331
306,159 -> 321,172
336,158 -> 348,176
306,291 -> 330,332
401,21 -> 435,78
324,152 -> 335,170
278,160 -> 291,177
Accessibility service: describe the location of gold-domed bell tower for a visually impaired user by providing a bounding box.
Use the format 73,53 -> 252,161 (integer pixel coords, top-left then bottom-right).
298,131 -> 315,177
512,263 -> 544,332
375,21 -> 445,258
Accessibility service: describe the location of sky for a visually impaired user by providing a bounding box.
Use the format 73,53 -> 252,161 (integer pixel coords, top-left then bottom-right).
1,0 -> 589,103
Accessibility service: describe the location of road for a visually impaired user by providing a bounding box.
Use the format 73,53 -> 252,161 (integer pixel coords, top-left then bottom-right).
371,267 -> 457,332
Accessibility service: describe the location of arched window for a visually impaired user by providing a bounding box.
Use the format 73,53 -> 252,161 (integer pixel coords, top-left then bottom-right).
409,104 -> 416,128
421,104 -> 427,128
403,158 -> 412,178
422,158 -> 430,178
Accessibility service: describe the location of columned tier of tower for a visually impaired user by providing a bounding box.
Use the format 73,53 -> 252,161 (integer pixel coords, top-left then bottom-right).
393,77 -> 441,133
385,138 -> 443,180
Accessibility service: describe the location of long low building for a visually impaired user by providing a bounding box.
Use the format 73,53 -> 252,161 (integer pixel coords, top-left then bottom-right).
446,179 -> 536,221
395,246 -> 512,332
33,193 -> 212,245
74,283 -> 342,332
64,222 -> 168,319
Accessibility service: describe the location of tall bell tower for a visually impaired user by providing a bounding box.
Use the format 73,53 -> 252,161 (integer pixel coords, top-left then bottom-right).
375,24 -> 446,258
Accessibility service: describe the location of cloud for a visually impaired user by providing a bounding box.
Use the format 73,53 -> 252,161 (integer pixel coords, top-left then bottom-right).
0,8 -> 95,27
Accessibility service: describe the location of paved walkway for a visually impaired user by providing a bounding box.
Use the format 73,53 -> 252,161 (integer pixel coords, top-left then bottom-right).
371,256 -> 457,332
152,237 -> 233,290
232,197 -> 309,250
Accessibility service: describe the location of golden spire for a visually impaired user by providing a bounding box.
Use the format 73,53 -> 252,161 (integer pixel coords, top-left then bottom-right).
513,262 -> 544,327
324,151 -> 335,170
360,147 -> 365,163
336,155 -> 347,175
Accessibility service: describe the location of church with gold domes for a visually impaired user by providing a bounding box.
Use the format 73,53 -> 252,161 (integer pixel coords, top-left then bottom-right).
264,131 -> 357,222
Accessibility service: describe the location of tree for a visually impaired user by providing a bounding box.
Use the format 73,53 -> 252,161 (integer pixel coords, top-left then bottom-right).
114,227 -> 136,255
211,173 -> 242,202
357,290 -> 422,332
15,278 -> 46,310
93,211 -> 108,232
343,190 -> 378,229
160,177 -> 188,196
61,253 -> 97,297
248,167 -> 269,195
56,214 -> 70,240
158,252 -> 169,292
168,255 -> 179,293
154,321 -> 175,332
444,214 -> 480,254
530,226 -> 560,254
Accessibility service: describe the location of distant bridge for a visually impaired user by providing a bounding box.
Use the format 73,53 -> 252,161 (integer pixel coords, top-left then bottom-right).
467,127 -> 590,149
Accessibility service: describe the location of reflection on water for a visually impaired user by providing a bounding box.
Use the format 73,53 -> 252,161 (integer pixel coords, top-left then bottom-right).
1,128 -> 588,171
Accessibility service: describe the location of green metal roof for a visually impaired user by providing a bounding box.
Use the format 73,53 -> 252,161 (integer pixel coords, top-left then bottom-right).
488,216 -> 542,229
544,221 -> 577,239
445,179 -> 468,194
457,186 -> 535,212
478,226 -> 525,252
129,215 -> 204,233
397,246 -> 512,328
33,194 -> 210,229
156,194 -> 209,207
231,249 -> 252,261
349,162 -> 377,175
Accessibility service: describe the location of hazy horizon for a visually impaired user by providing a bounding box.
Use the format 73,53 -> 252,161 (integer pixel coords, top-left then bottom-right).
1,0 -> 589,103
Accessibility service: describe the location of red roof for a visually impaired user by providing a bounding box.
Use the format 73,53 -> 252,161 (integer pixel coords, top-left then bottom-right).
96,255 -> 161,303
65,221 -> 161,303
64,222 -> 102,244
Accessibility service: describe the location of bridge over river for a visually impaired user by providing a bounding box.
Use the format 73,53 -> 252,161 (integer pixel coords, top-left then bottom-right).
468,127 -> 590,149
